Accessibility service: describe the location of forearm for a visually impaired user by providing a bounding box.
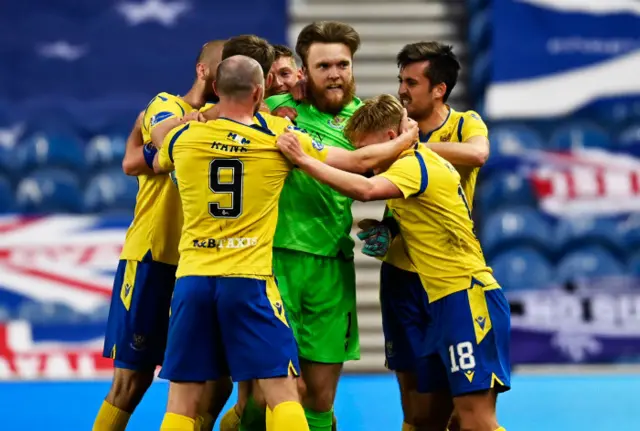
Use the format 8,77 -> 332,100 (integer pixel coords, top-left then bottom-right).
425,142 -> 489,167
153,152 -> 173,174
150,118 -> 183,149
298,156 -> 375,201
122,114 -> 154,176
353,134 -> 415,173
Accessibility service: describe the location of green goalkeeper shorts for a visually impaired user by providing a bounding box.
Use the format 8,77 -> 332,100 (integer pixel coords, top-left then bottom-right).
273,248 -> 360,363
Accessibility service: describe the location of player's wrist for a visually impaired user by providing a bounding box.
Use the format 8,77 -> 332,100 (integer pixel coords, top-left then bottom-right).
381,216 -> 400,238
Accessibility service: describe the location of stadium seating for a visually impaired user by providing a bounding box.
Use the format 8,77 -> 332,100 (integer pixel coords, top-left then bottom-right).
0,176 -> 13,213
549,122 -> 614,152
556,246 -> 626,283
481,207 -> 553,260
554,217 -> 625,260
16,133 -> 85,175
618,124 -> 640,156
15,168 -> 83,214
477,171 -> 537,213
84,168 -> 138,214
491,247 -> 555,291
85,134 -> 127,170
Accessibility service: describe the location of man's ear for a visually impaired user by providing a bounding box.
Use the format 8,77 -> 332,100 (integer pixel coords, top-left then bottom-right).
266,72 -> 274,90
388,129 -> 399,141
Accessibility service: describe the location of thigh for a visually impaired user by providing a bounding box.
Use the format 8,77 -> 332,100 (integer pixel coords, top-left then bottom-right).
396,370 -> 453,429
103,257 -> 176,370
380,263 -> 430,373
158,276 -> 225,382
298,253 -> 359,363
432,282 -> 512,397
273,248 -> 303,341
217,276 -> 300,383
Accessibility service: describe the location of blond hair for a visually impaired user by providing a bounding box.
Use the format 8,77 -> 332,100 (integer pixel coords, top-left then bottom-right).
344,94 -> 404,143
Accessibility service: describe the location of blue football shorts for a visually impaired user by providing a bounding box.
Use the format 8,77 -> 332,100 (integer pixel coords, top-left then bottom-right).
159,275 -> 300,383
380,262 -> 511,396
103,251 -> 176,371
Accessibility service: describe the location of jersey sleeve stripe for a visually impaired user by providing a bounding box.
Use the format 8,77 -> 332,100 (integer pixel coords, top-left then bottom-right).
174,101 -> 185,117
414,151 -> 429,196
457,117 -> 465,142
168,123 -> 190,163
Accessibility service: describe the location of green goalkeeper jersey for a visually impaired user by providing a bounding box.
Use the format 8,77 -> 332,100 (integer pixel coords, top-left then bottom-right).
266,93 -> 363,258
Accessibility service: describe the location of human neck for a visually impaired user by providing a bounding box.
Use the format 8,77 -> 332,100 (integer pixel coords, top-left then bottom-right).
416,104 -> 449,136
216,100 -> 254,125
181,81 -> 208,109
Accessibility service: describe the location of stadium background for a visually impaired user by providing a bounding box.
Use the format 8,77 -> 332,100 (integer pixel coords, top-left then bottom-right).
1,0 -> 640,429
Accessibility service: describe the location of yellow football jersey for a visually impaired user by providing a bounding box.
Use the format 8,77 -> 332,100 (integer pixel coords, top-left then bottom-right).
382,107 -> 488,271
119,92 -> 193,265
157,113 -> 328,278
379,144 -> 495,303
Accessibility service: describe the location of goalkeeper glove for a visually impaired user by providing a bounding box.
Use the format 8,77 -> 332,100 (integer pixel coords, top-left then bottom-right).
357,220 -> 391,257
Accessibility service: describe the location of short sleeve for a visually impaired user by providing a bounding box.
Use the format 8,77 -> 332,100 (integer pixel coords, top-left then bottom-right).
142,94 -> 187,140
159,123 -> 190,171
296,131 -> 328,163
459,111 -> 488,142
379,152 -> 428,198
265,93 -> 295,111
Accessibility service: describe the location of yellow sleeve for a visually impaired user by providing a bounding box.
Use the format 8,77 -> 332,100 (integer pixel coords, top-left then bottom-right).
295,131 -> 328,163
199,102 -> 216,113
379,153 -> 427,198
158,123 -> 190,171
142,93 -> 188,141
460,111 -> 488,142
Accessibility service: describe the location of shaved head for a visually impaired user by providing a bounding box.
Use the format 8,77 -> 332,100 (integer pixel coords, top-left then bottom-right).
195,40 -> 226,101
196,40 -> 226,69
216,55 -> 264,101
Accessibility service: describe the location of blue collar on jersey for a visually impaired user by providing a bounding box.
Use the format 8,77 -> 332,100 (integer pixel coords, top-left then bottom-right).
218,113 -> 274,136
419,106 -> 451,142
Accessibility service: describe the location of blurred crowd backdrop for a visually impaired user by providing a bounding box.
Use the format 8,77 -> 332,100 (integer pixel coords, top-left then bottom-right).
0,0 -> 639,380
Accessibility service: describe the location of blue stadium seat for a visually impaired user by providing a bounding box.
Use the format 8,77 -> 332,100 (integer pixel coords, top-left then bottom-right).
15,169 -> 83,214
85,134 -> 127,169
556,246 -> 626,283
84,168 -> 138,213
618,216 -> 640,254
628,252 -> 640,277
467,0 -> 490,15
617,124 -> 640,156
490,247 -> 554,291
0,176 -> 13,213
489,124 -> 545,155
549,122 -> 613,151
554,217 -> 625,259
470,49 -> 491,100
477,171 -> 536,213
480,207 -> 553,259
469,10 -> 491,58
16,133 -> 85,174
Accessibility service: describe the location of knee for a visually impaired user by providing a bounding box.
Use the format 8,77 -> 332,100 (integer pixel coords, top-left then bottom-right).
447,412 -> 462,431
251,384 -> 268,409
304,382 -> 336,413
405,412 -> 449,430
107,369 -> 154,411
296,377 -> 307,401
216,378 -> 233,404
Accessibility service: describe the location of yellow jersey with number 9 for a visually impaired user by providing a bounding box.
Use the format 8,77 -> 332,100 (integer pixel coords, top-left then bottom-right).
157,113 -> 328,278
382,107 -> 488,272
119,92 -> 193,265
379,144 -> 495,303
